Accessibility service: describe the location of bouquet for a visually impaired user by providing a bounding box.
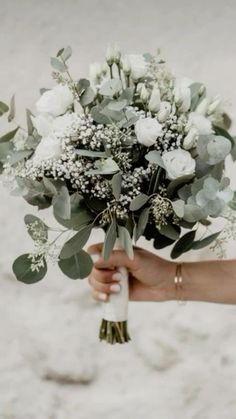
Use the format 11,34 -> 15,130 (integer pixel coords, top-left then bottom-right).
0,45 -> 235,344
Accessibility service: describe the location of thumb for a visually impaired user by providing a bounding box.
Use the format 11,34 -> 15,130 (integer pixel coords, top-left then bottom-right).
87,243 -> 138,271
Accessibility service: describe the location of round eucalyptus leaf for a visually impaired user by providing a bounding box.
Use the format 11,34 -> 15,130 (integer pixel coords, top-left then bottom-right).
59,250 -> 93,279
13,254 -> 47,284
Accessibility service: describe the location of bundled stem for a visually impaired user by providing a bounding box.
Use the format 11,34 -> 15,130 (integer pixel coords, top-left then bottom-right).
99,319 -> 131,344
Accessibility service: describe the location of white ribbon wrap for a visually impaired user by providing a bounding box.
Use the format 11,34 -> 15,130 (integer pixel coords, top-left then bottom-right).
103,239 -> 129,322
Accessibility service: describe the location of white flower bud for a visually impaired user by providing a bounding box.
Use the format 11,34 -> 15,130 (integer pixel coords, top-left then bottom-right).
199,84 -> 206,96
207,96 -> 221,115
113,44 -> 121,64
183,127 -> 198,150
148,85 -> 161,113
196,98 -> 209,115
140,84 -> 149,103
158,101 -> 171,122
106,45 -> 115,65
121,56 -> 131,75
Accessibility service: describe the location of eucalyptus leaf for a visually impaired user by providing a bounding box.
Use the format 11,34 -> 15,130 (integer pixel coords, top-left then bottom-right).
77,79 -> 90,95
90,105 -> 111,124
145,150 -> 165,168
153,230 -> 175,249
118,226 -> 134,259
102,219 -> 117,260
120,87 -> 134,104
130,193 -> 149,211
53,186 -> 71,220
60,224 -> 93,259
167,175 -> 194,199
159,223 -> 180,241
134,207 -> 150,242
87,158 -> 119,175
13,254 -> 47,284
7,149 -> 32,165
171,230 -> 196,259
76,149 -> 106,158
191,231 -> 221,250
0,142 -> 13,162
50,57 -> 66,72
0,101 -> 9,117
107,100 -> 127,111
111,172 -> 122,200
0,127 -> 19,143
99,79 -> 122,97
197,135 -> 231,165
183,204 -> 203,222
24,214 -> 48,242
80,87 -> 96,107
61,46 -> 72,61
172,200 -> 185,218
59,250 -> 93,279
8,95 -> 15,122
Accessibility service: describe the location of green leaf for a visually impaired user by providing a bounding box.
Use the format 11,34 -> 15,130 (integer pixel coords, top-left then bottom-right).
167,175 -> 194,199
59,250 -> 93,279
8,150 -> 32,165
0,101 -> 9,117
111,172 -> 122,200
120,87 -> 134,104
171,230 -> 196,259
191,231 -> 221,250
26,109 -> 34,135
145,150 -> 165,168
19,178 -> 51,209
53,186 -> 71,220
76,149 -> 106,158
77,78 -> 90,95
0,142 -> 13,162
153,231 -> 175,249
60,224 -> 92,259
90,104 -> 111,124
159,224 -> 180,241
61,46 -> 72,61
213,125 -> 234,146
118,226 -> 134,259
8,95 -> 15,122
102,219 -> 117,260
87,158 -> 119,175
50,57 -> 66,72
172,200 -> 185,218
183,204 -> 203,222
130,193 -> 149,211
24,214 -> 48,242
0,127 -> 19,143
13,254 -> 47,284
80,87 -> 96,107
107,100 -> 127,112
134,207 -> 150,242
197,134 -> 231,165
99,79 -> 122,97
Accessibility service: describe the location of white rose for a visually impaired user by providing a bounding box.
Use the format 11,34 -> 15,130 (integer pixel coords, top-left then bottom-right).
33,135 -> 62,164
128,54 -> 147,81
31,114 -> 54,137
36,85 -> 73,117
135,117 -> 162,147
162,149 -> 196,180
174,78 -> 193,113
188,112 -> 212,135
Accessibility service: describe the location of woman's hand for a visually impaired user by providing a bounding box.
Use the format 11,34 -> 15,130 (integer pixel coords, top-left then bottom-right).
87,243 -> 176,302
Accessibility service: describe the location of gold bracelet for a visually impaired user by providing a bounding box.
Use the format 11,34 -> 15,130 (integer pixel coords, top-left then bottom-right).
174,263 -> 186,305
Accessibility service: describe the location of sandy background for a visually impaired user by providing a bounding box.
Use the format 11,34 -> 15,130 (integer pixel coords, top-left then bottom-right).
0,1 -> 236,418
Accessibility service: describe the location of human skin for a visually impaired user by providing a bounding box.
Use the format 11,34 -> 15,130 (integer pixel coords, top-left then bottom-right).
87,243 -> 236,304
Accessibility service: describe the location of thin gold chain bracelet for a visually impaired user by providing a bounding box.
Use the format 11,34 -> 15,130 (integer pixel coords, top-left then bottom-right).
174,263 -> 186,305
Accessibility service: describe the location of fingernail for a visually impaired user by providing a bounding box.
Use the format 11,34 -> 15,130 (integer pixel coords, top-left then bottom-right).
91,254 -> 100,263
98,292 -> 108,301
110,284 -> 121,293
112,272 -> 123,282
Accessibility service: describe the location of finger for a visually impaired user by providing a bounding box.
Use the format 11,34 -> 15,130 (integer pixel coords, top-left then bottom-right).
88,275 -> 121,295
91,288 -> 109,302
91,268 -> 123,284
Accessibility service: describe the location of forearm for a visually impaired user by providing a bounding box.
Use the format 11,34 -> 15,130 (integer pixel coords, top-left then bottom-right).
170,259 -> 236,304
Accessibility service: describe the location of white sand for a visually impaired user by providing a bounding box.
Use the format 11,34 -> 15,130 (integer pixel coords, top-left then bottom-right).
0,0 -> 236,417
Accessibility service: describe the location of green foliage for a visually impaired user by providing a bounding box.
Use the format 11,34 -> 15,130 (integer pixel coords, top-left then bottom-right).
172,199 -> 185,218
50,57 -> 67,72
130,193 -> 149,211
118,225 -> 133,259
159,223 -> 180,241
88,158 -> 119,175
102,219 -> 117,260
171,230 -> 196,259
99,79 -> 122,97
134,207 -> 150,242
60,224 -> 93,259
24,214 -> 48,242
80,87 -> 96,107
13,254 -> 47,284
56,46 -> 72,62
59,250 -> 93,279
197,134 -> 231,165
52,186 -> 71,220
111,172 -> 122,200
191,231 -> 221,250
183,204 -> 203,222
26,109 -> 34,135
0,101 -> 9,116
8,95 -> 15,122
145,150 -> 165,168
167,175 -> 194,199
0,127 -> 19,143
